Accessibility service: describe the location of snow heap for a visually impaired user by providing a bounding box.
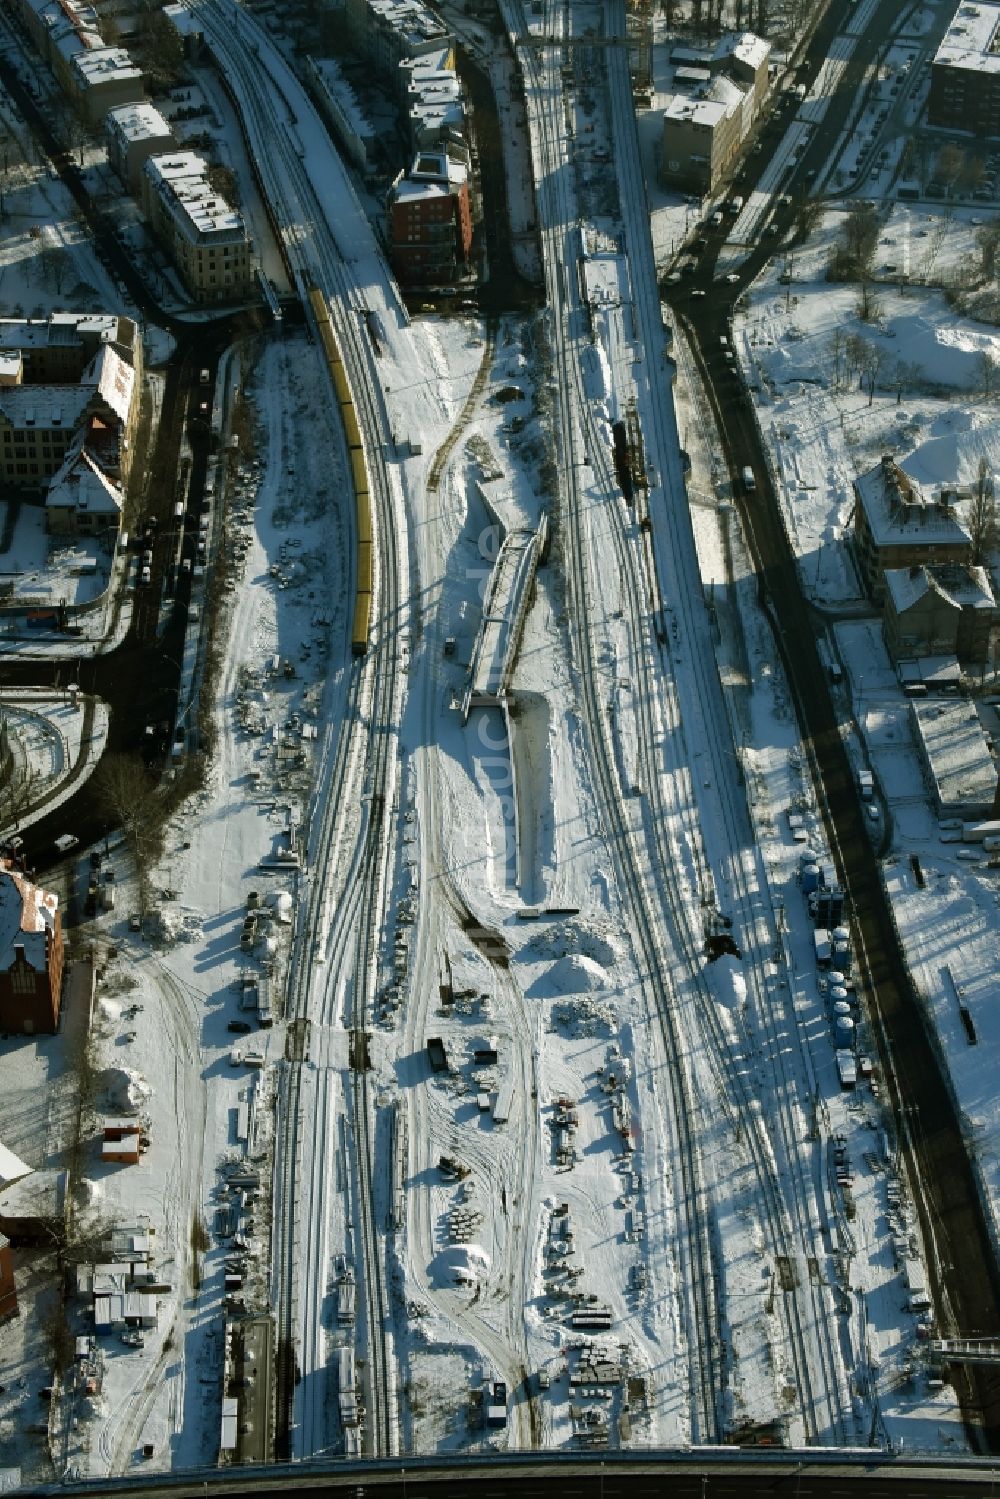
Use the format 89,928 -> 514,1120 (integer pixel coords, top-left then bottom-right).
430,1243 -> 491,1287
542,952 -> 610,995
885,312 -> 999,390
99,1066 -> 152,1114
712,954 -> 747,1011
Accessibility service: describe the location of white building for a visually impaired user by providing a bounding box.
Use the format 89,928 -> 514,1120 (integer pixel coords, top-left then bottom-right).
142,152 -> 254,303
106,102 -> 175,194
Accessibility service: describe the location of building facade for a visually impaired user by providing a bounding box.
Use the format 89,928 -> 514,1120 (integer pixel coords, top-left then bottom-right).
16,0 -> 144,123
0,1234 -> 16,1320
387,150 -> 472,284
660,30 -> 770,194
142,153 -> 254,303
929,2 -> 1000,139
0,865 -> 64,1035
106,102 -> 175,195
852,455 -> 972,600
883,563 -> 997,664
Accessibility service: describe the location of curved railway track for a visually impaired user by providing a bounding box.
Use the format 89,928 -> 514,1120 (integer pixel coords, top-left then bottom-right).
195,0 -> 404,1457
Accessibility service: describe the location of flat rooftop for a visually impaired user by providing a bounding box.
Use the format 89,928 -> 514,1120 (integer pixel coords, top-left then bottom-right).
933,1 -> 1000,76
912,698 -> 998,815
107,100 -> 172,143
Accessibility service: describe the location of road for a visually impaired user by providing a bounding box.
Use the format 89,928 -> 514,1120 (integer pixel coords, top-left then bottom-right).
665,0 -> 1000,1450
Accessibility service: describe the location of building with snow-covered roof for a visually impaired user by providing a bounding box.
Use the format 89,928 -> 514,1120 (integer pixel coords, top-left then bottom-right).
0,313 -> 141,383
911,698 -> 998,818
0,387 -> 90,489
305,59 -> 379,174
929,2 -> 1000,138
142,152 -> 254,304
345,0 -> 451,84
0,337 -> 137,491
0,1169 -> 66,1244
0,863 -> 64,1034
387,149 -> 472,285
713,31 -> 771,110
68,44 -> 144,123
660,29 -> 769,193
660,83 -> 744,194
106,101 -> 175,193
402,53 -> 466,151
883,563 -> 997,665
15,0 -> 144,122
852,455 -> 972,600
45,447 -> 123,537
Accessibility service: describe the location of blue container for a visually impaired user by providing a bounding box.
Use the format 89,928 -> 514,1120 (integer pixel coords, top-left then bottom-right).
801,862 -> 820,894
835,1015 -> 855,1045
832,941 -> 852,975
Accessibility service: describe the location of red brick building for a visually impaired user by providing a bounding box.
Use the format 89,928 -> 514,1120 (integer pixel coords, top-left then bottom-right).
388,150 -> 473,286
0,865 -> 64,1034
0,1233 -> 15,1319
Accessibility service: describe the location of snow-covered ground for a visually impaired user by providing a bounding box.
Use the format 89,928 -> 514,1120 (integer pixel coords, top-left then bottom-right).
0,0 -> 994,1473
727,208 -> 1000,1285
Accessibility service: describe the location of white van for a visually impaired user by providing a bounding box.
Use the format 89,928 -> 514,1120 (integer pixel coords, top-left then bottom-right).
741,465 -> 756,492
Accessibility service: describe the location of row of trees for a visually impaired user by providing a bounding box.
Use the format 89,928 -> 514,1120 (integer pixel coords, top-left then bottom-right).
829,325 -> 998,406
661,0 -> 774,36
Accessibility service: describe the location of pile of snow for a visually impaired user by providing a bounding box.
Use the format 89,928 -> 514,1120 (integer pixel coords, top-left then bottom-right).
551,996 -> 617,1036
525,919 -> 620,967
540,952 -> 609,995
884,311 -> 999,390
265,889 -> 293,923
94,998 -> 121,1032
430,1243 -> 491,1287
712,955 -> 747,1011
147,905 -> 203,944
99,1066 -> 152,1114
76,1177 -> 102,1207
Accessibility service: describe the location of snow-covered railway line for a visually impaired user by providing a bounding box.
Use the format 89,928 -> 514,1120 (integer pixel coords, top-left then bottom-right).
512,0 -> 721,1441
604,17 -> 852,1442
193,4 -> 405,1456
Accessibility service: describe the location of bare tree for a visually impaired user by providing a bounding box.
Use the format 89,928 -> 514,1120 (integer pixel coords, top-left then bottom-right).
91,754 -> 160,914
978,350 -> 999,402
845,331 -> 867,383
968,457 -> 997,566
856,277 -> 882,323
830,326 -> 845,390
830,201 -> 878,280
935,143 -> 965,193
859,341 -> 883,405
975,222 -> 1000,285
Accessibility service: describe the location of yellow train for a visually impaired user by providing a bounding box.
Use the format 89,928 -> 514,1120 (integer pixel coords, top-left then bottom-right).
307,284 -> 371,655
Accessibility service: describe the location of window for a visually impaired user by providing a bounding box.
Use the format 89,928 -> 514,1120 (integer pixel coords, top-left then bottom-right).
10,964 -> 35,996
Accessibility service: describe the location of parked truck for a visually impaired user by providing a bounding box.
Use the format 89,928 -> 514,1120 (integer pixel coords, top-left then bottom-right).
426,1037 -> 449,1073
858,770 -> 874,800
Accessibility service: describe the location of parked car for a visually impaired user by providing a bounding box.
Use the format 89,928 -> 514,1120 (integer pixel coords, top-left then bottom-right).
228,1020 -> 253,1034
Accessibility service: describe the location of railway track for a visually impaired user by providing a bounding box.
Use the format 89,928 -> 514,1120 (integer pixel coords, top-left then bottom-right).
194,0 -> 404,1457
601,5 -> 852,1441
509,0 -> 721,1441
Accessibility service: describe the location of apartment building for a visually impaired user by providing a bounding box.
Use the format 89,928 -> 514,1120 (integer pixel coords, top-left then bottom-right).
0,864 -> 64,1035
0,319 -> 140,490
387,150 -> 472,284
344,0 -> 450,86
142,152 -> 254,303
660,30 -> 770,194
929,2 -> 1000,139
106,101 -> 175,194
16,0 -> 144,123
852,455 -> 972,600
